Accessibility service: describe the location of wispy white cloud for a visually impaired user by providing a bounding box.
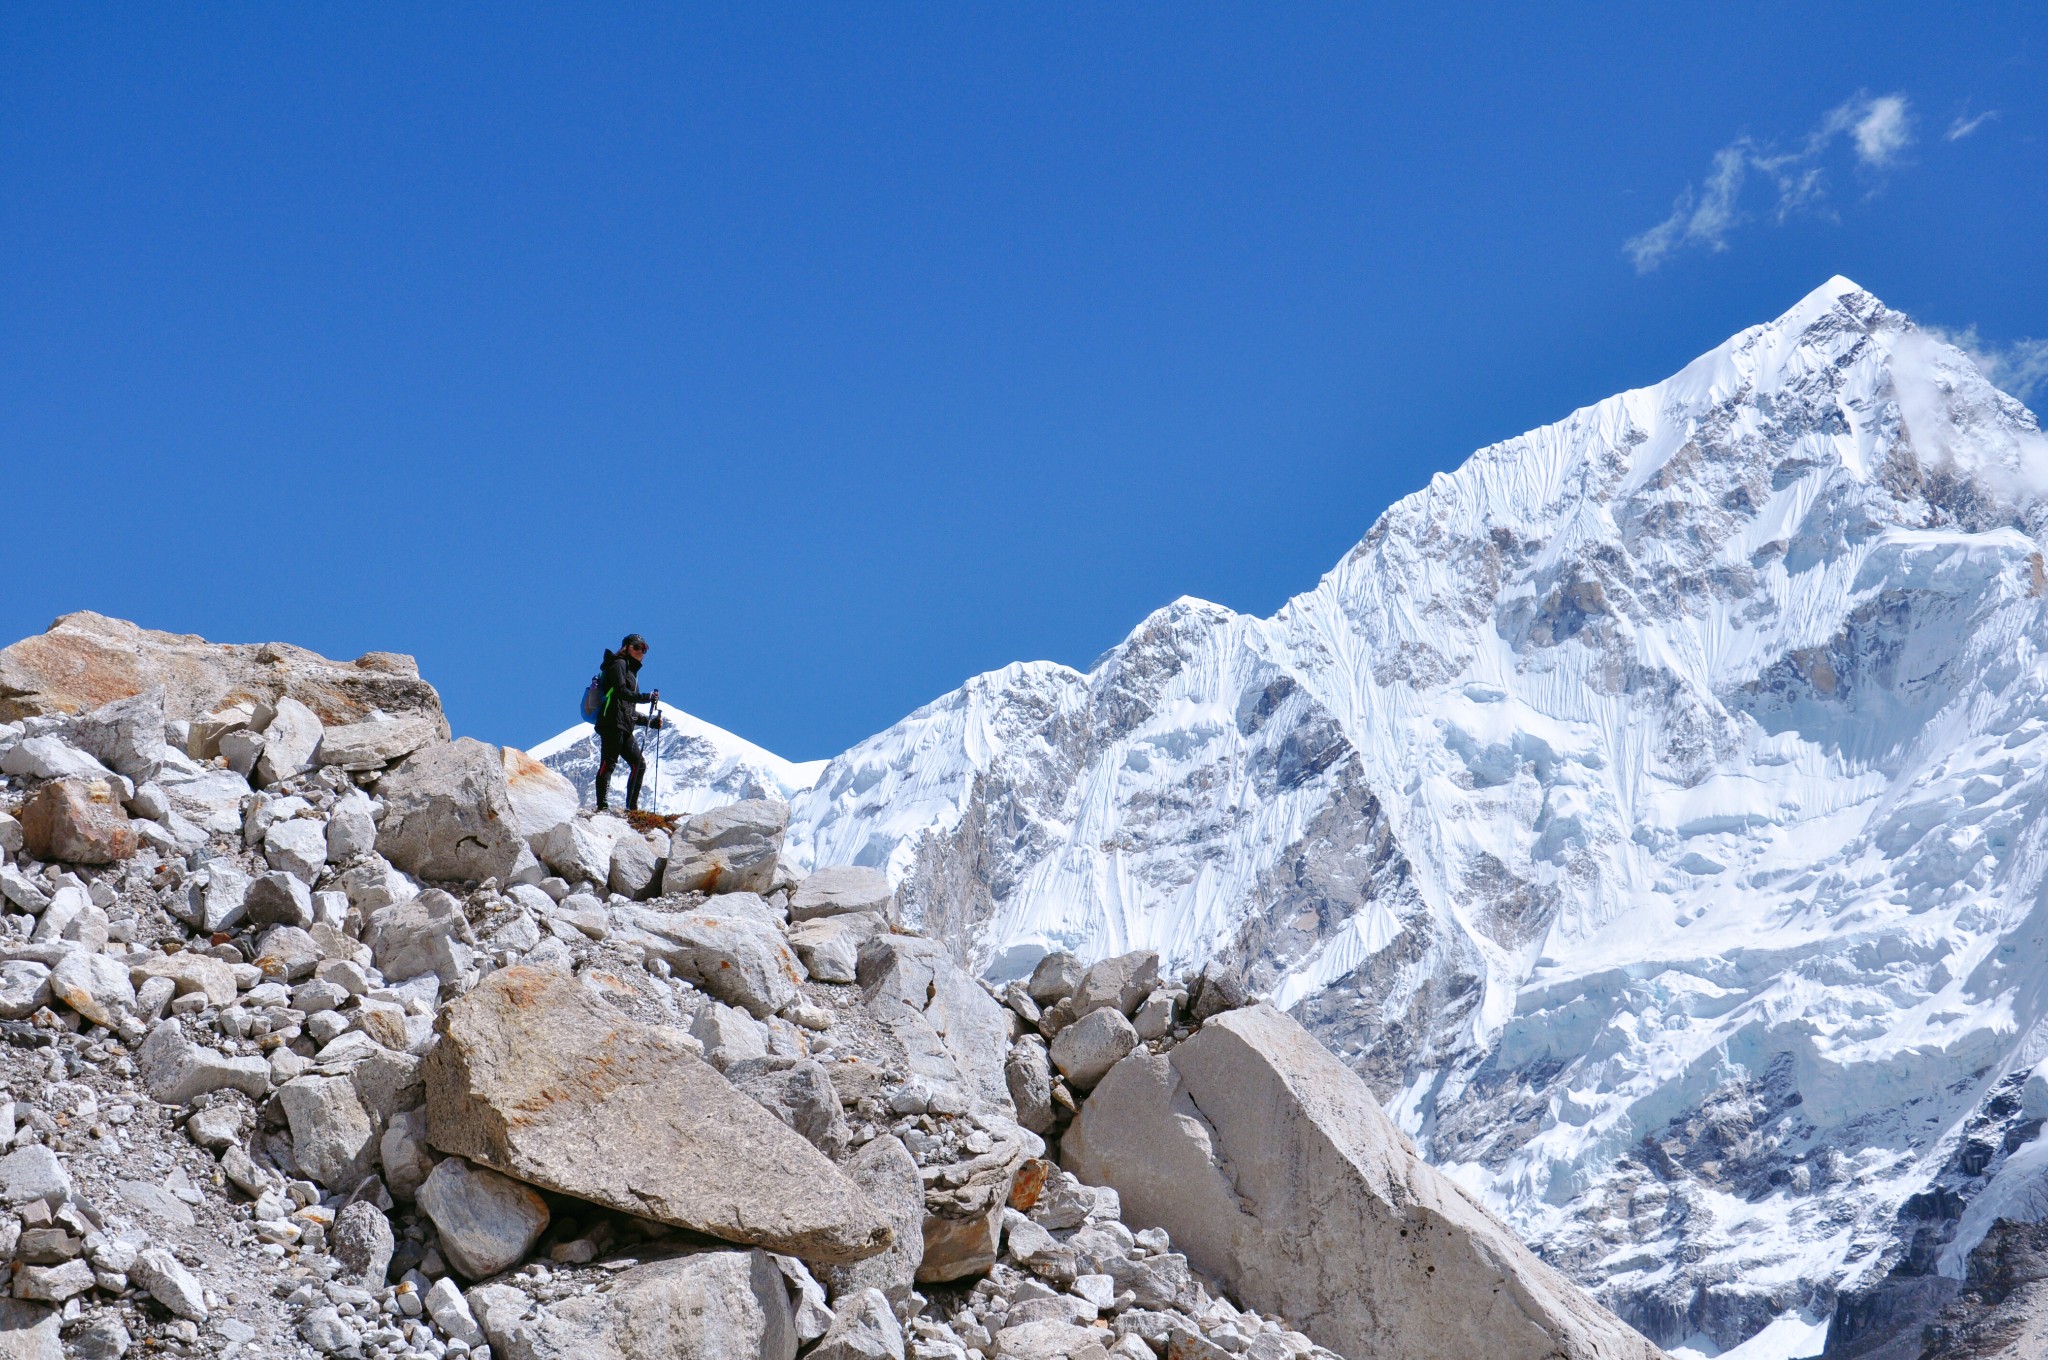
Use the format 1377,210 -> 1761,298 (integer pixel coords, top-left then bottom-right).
1925,325 -> 2048,403
1845,93 -> 1912,167
1947,110 -> 1998,141
1626,92 -> 1914,272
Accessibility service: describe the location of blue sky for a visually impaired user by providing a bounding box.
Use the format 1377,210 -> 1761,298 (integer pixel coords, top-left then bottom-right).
3,6 -> 2042,758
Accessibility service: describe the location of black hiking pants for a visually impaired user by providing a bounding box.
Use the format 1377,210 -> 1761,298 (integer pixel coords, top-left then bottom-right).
596,728 -> 646,811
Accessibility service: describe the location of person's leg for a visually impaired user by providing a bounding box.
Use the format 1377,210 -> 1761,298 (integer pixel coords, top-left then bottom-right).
624,734 -> 648,811
595,730 -> 621,810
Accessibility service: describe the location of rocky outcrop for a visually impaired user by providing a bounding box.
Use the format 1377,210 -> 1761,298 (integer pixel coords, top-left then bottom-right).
0,610 -> 449,733
1063,1003 -> 1663,1360
422,965 -> 894,1265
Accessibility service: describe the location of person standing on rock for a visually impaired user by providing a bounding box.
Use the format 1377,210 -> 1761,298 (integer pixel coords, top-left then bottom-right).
594,633 -> 663,812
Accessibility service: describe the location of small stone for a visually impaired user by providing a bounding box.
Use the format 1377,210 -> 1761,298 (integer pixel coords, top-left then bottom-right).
1027,952 -> 1083,1005
182,862 -> 251,934
49,950 -> 136,1028
132,1246 -> 209,1320
0,1146 -> 70,1212
318,717 -> 437,772
607,831 -> 660,900
1186,962 -> 1248,1022
366,889 -> 474,983
787,913 -> 885,985
70,1313 -> 131,1360
245,871 -> 315,929
1070,951 -> 1160,1020
1049,1007 -> 1140,1090
325,795 -> 379,861
1006,1037 -> 1055,1135
255,924 -> 322,981
298,1305 -> 360,1356
135,1018 -> 272,1104
810,1286 -> 906,1360
789,866 -> 894,922
263,817 -> 330,885
185,1105 -> 244,1150
332,1199 -> 397,1288
425,1276 -> 485,1346
254,695 -> 324,786
218,728 -> 265,779
1133,989 -> 1178,1041
130,951 -> 239,1008
0,961 -> 53,1021
280,1074 -> 377,1189
464,1281 -> 533,1352
378,1107 -> 436,1202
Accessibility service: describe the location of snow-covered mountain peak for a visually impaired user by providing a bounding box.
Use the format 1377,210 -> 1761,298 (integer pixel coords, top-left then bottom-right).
535,280 -> 2048,1357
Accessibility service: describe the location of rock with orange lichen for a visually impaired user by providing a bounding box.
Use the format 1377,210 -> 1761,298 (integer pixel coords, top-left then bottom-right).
0,609 -> 449,733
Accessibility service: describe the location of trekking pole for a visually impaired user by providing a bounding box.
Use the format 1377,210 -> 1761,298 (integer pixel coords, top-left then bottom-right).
651,688 -> 662,815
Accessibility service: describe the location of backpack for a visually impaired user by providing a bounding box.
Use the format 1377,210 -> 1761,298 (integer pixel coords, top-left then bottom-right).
580,672 -> 609,725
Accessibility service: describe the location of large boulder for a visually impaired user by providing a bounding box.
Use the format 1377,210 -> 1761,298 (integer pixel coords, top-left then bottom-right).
664,799 -> 788,895
422,966 -> 894,1265
788,912 -> 886,985
0,1299 -> 62,1360
253,695 -> 324,786
530,815 -> 620,887
62,685 -> 168,782
1048,1007 -> 1138,1090
789,866 -> 893,922
487,1250 -> 797,1360
858,935 -> 1015,1118
417,1156 -> 551,1279
18,778 -> 137,864
375,738 -> 523,884
0,611 -> 450,733
316,716 -> 438,771
367,889 -> 475,983
500,747 -> 578,842
1061,1004 -> 1663,1360
819,1134 -> 925,1310
613,899 -> 804,1018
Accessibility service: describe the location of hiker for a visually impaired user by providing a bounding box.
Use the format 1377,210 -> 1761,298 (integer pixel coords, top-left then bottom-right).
594,632 -> 663,812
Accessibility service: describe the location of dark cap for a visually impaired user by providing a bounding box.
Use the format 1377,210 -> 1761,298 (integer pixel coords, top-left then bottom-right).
621,633 -> 647,651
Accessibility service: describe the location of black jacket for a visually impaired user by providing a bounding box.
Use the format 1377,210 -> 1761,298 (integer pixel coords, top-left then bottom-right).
597,650 -> 658,739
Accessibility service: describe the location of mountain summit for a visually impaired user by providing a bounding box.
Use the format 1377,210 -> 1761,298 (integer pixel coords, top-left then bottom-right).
542,280 -> 2048,1355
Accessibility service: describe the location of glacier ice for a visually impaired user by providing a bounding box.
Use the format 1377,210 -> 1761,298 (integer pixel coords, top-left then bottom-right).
539,277 -> 2048,1355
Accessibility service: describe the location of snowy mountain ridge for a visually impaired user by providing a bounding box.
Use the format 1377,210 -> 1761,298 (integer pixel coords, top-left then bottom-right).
538,278 -> 2048,1358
